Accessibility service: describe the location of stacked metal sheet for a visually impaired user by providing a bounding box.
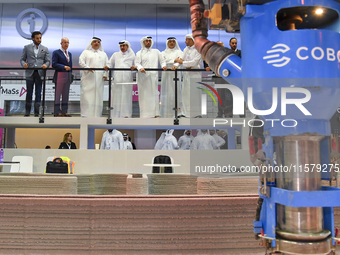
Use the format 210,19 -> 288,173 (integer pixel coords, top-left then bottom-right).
75,174 -> 92,194
76,174 -> 128,195
0,175 -> 77,195
0,194 -> 265,255
126,174 -> 148,195
147,174 -> 197,195
197,177 -> 259,195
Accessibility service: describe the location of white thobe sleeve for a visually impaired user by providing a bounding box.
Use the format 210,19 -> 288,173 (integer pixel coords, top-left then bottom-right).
182,50 -> 201,68
172,137 -> 178,150
215,136 -> 226,148
118,133 -> 124,150
131,55 -> 136,68
100,132 -> 106,150
158,50 -> 166,68
103,53 -> 109,77
162,52 -> 172,65
127,142 -> 133,150
178,137 -> 183,149
174,51 -> 183,67
79,51 -> 90,73
135,52 -> 144,70
210,137 -> 218,149
109,53 -> 115,68
191,137 -> 198,150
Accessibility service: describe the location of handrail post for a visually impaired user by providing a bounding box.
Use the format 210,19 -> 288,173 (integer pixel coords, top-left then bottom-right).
39,69 -> 46,123
174,69 -> 179,125
107,68 -> 112,124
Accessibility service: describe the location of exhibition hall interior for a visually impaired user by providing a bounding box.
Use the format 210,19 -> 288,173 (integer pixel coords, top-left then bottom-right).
0,0 -> 340,254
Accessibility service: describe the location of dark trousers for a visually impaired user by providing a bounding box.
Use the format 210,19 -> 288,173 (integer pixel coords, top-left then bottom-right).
54,72 -> 71,115
213,76 -> 233,117
25,70 -> 42,115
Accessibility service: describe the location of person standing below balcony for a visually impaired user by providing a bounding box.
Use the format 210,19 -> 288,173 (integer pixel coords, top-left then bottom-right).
191,129 -> 217,150
20,31 -> 50,117
160,37 -> 183,118
100,129 -> 124,150
52,37 -> 72,117
79,37 -> 109,117
123,133 -> 133,150
135,36 -> 167,118
175,34 -> 202,118
108,40 -> 136,118
178,129 -> 192,150
209,129 -> 226,149
59,133 -> 77,149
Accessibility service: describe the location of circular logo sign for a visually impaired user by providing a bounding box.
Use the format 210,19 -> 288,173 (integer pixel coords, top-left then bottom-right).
16,8 -> 48,39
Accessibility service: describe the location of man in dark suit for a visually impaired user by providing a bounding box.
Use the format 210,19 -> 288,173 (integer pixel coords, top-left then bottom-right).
20,31 -> 50,117
52,37 -> 72,117
219,130 -> 228,150
229,37 -> 241,57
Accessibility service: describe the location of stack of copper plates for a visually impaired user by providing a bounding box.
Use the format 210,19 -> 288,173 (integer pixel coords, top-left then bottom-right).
0,194 -> 264,254
197,177 -> 258,194
76,174 -> 128,195
147,174 -> 197,195
126,174 -> 148,195
75,174 -> 92,194
0,175 -> 77,195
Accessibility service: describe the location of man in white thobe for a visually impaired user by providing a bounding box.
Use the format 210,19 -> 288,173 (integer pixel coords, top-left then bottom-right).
123,133 -> 133,150
191,129 -> 217,150
109,40 -> 136,118
178,129 -> 192,150
100,129 -> 124,150
79,37 -> 109,117
135,36 -> 167,118
209,129 -> 226,149
160,37 -> 183,118
175,34 -> 202,118
154,129 -> 178,150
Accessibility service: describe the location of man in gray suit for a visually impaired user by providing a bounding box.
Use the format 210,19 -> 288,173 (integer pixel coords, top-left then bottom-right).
20,31 -> 50,117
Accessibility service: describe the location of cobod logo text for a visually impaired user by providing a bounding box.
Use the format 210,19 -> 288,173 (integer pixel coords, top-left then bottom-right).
264,43 -> 340,67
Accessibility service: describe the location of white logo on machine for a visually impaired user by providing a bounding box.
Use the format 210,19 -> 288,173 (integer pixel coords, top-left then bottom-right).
264,43 -> 340,67
263,44 -> 291,67
16,8 -> 48,39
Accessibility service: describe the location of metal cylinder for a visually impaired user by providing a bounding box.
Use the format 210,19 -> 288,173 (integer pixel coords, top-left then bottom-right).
275,135 -> 325,240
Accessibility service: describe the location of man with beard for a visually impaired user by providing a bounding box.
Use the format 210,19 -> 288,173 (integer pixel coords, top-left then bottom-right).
160,37 -> 183,118
135,36 -> 167,118
123,133 -> 133,150
229,37 -> 241,57
79,37 -> 109,117
20,31 -> 50,117
175,34 -> 202,118
108,40 -> 136,118
178,130 -> 192,150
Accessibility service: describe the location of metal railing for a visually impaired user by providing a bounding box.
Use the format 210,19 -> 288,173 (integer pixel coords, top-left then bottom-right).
0,67 -> 208,124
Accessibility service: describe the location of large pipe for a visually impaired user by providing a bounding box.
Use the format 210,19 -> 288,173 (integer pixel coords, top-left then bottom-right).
275,135 -> 329,243
189,0 -> 236,75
